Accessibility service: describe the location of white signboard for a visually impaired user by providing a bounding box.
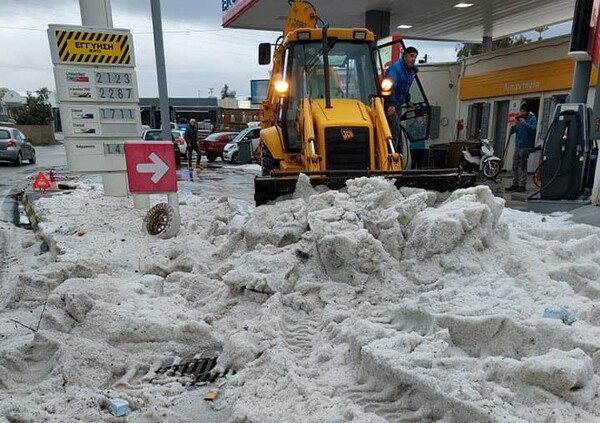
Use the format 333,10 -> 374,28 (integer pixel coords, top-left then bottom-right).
55,66 -> 139,103
48,25 -> 141,173
60,104 -> 141,138
63,139 -> 127,172
508,100 -> 521,124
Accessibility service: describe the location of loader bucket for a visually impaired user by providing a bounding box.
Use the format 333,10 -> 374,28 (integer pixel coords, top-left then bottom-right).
254,169 -> 476,206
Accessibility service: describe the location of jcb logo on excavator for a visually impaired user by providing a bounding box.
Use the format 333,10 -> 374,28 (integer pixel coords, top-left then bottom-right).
340,128 -> 354,141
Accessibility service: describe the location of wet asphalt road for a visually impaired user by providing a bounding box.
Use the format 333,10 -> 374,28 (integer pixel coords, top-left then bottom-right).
0,144 -> 69,223
0,144 -> 261,224
1,143 -> 555,228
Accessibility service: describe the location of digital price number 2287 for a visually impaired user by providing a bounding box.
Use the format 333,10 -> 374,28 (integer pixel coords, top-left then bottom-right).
98,87 -> 133,100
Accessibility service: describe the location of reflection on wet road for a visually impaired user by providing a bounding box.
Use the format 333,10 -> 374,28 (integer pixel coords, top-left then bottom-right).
0,143 -> 262,224
1,144 -> 542,225
176,161 -> 261,204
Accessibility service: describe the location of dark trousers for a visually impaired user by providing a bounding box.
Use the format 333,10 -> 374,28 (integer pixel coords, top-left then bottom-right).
187,143 -> 201,166
512,147 -> 532,187
387,110 -> 401,152
410,149 -> 427,169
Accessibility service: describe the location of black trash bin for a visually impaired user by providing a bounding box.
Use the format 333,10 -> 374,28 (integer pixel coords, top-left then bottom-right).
237,139 -> 253,164
429,146 -> 448,168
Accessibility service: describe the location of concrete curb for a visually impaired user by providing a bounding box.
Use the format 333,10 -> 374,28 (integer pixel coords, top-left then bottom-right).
20,191 -> 49,252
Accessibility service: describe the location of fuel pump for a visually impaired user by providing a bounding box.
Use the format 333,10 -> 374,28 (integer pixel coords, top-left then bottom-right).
538,103 -> 592,201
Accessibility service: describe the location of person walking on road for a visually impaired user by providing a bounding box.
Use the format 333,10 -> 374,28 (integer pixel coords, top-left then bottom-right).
507,103 -> 537,192
385,46 -> 420,151
185,118 -> 202,169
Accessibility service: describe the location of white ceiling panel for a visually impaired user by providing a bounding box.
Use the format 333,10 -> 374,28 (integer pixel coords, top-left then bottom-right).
223,0 -> 576,42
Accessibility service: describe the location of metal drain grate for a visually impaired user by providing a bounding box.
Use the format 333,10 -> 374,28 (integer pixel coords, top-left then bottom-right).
153,356 -> 234,384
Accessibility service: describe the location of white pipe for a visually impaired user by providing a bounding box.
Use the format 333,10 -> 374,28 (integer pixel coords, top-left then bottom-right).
79,0 -> 113,27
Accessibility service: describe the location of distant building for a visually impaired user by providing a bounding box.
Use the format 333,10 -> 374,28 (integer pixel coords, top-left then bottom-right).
138,97 -> 262,131
0,88 -> 26,122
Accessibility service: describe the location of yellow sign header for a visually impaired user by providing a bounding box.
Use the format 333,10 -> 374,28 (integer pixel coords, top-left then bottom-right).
55,30 -> 130,64
459,59 -> 598,100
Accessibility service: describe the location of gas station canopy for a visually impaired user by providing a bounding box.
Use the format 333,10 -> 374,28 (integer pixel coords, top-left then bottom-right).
222,0 -> 576,42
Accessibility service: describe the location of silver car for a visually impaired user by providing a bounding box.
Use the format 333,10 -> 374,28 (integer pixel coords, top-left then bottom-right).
222,126 -> 261,163
0,126 -> 36,166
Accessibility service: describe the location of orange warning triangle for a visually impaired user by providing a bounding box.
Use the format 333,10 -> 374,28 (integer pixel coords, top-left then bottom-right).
33,172 -> 51,190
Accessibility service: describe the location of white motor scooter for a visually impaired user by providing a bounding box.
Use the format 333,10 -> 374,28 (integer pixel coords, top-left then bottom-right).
460,138 -> 502,179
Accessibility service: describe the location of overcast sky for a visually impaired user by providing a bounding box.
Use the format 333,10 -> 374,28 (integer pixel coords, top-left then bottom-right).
0,0 -> 571,99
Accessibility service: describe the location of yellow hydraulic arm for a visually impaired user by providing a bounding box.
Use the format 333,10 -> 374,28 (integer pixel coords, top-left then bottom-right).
262,0 -> 318,127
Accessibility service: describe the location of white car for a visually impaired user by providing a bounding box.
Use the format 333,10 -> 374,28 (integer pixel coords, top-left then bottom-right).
222,126 -> 261,164
172,129 -> 187,157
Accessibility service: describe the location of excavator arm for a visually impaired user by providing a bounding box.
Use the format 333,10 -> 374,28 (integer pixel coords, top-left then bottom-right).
261,0 -> 318,127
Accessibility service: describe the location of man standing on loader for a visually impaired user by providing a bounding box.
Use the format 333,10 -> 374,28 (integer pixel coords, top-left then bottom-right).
385,46 -> 420,151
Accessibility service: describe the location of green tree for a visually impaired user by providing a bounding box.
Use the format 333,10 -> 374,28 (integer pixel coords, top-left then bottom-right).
220,84 -> 236,99
15,87 -> 53,125
456,35 -> 530,59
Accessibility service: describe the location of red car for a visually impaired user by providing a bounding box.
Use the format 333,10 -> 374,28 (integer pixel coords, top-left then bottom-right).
200,132 -> 238,162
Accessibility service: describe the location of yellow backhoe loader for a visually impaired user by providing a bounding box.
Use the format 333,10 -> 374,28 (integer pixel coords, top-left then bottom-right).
255,0 -> 475,205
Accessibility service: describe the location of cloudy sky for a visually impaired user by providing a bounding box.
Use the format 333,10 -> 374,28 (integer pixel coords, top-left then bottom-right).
0,0 -> 570,99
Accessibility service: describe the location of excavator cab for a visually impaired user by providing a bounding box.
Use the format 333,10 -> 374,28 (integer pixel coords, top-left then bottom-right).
273,35 -> 381,159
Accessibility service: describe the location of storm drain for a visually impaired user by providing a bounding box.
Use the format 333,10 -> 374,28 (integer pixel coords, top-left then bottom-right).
152,356 -> 234,384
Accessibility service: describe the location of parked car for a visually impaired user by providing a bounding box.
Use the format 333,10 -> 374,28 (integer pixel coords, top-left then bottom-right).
200,132 -> 238,162
140,124 -> 151,136
0,126 -> 36,166
172,129 -> 187,158
141,129 -> 181,165
222,126 -> 261,163
197,120 -> 214,140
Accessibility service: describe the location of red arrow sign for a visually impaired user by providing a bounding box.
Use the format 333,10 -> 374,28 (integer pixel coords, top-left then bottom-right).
125,141 -> 177,193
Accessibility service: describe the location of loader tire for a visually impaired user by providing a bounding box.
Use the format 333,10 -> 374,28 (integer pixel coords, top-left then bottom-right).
261,145 -> 277,176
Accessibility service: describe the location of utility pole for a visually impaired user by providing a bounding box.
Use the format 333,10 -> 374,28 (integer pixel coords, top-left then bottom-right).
150,0 -> 171,142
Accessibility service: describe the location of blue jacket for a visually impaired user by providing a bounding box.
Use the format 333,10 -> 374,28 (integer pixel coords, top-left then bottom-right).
510,113 -> 537,148
386,58 -> 418,108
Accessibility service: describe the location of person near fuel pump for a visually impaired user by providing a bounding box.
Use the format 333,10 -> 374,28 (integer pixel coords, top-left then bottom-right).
385,46 -> 419,152
507,103 -> 537,192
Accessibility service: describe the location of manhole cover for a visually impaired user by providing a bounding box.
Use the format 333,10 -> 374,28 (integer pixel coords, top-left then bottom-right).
151,356 -> 234,384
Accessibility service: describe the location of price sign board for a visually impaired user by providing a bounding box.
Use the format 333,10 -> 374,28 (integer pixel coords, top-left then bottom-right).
48,26 -> 134,66
54,66 -> 139,103
63,139 -> 126,172
60,104 -> 140,138
48,24 -> 142,173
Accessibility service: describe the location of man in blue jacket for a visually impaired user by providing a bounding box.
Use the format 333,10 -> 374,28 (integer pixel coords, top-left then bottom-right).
507,103 -> 537,192
386,46 -> 419,151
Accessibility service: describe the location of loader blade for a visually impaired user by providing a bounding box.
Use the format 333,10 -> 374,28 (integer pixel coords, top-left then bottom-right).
254,169 -> 476,206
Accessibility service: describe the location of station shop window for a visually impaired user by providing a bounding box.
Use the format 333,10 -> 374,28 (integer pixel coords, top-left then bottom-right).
466,102 -> 490,139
